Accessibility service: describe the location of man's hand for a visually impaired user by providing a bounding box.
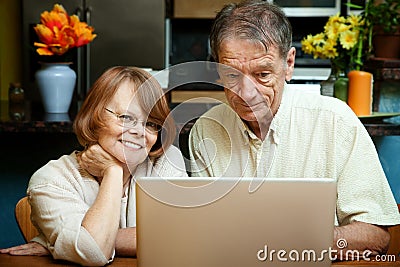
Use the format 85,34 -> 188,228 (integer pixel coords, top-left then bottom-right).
333,221 -> 390,260
0,242 -> 50,256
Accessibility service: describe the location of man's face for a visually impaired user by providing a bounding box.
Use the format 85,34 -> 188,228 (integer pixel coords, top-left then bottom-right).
217,38 -> 295,123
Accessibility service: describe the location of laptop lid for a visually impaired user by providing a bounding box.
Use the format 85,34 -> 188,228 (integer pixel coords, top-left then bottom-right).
136,177 -> 337,267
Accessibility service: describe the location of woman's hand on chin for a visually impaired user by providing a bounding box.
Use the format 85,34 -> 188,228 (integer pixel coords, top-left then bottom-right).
77,144 -> 123,180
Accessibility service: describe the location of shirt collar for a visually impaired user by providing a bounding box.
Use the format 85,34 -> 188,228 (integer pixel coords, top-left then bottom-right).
268,82 -> 292,145
237,82 -> 291,145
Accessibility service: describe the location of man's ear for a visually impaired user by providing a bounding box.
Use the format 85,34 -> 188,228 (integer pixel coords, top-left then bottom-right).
285,47 -> 296,82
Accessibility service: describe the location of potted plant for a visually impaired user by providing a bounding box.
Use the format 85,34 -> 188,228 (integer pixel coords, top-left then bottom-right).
301,13 -> 367,99
364,0 -> 400,58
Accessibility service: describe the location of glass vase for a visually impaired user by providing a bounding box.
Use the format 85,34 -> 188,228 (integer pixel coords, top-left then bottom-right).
320,63 -> 340,97
334,69 -> 349,102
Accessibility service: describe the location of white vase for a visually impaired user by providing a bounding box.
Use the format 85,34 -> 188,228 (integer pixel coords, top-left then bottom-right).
35,62 -> 76,113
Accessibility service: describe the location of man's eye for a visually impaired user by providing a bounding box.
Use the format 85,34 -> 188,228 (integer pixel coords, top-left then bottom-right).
257,72 -> 270,78
226,73 -> 239,79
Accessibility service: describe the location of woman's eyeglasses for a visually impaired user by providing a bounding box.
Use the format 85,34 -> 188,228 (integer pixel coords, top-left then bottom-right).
105,108 -> 162,133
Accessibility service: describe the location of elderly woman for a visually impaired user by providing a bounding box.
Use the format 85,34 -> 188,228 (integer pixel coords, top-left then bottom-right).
0,66 -> 187,265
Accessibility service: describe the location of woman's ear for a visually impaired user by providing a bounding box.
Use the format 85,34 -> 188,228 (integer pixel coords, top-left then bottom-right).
285,47 -> 296,82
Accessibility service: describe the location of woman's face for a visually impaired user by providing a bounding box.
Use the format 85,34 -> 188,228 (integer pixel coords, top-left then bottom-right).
98,80 -> 158,168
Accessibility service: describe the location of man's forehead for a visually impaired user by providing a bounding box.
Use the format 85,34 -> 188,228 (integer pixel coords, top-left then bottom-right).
219,40 -> 278,63
219,54 -> 276,71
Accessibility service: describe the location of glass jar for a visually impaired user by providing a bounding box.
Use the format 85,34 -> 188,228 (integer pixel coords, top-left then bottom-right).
334,70 -> 348,102
9,82 -> 25,104
320,62 -> 340,97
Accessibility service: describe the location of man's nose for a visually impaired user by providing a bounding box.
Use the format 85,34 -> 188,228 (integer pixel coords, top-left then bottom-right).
237,75 -> 259,102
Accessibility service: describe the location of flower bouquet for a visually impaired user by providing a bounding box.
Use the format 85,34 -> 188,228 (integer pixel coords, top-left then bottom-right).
301,12 -> 375,114
34,4 -> 96,61
33,4 -> 96,114
301,13 -> 366,72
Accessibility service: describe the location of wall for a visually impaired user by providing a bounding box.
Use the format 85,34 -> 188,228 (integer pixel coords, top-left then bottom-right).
375,136 -> 400,203
374,80 -> 400,203
1,0 -> 399,250
0,0 -> 22,101
0,132 -> 80,248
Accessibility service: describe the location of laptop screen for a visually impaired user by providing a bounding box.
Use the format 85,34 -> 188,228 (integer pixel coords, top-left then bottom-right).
136,177 -> 336,267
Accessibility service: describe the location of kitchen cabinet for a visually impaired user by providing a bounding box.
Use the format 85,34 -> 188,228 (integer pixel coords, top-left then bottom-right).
22,0 -> 166,103
365,58 -> 400,112
173,0 -> 233,18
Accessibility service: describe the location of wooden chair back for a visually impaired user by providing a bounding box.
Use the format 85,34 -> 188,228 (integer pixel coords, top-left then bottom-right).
387,204 -> 400,256
15,196 -> 39,242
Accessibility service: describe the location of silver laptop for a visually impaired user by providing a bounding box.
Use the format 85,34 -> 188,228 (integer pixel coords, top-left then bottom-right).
136,177 -> 337,267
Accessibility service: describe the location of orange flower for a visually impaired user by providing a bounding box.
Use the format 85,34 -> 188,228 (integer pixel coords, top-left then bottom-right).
33,4 -> 96,56
69,15 -> 97,47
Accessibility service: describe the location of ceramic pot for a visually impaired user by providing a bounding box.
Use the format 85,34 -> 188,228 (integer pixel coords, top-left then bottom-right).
35,62 -> 76,113
372,27 -> 400,59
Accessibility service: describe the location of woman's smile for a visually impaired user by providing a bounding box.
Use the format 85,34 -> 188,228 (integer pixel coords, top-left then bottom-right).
120,139 -> 144,150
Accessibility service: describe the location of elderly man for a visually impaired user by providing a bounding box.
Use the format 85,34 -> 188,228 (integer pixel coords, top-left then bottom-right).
189,0 -> 400,258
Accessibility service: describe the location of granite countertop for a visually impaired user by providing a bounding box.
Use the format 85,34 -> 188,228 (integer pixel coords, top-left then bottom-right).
0,101 -> 75,133
1,100 -> 399,136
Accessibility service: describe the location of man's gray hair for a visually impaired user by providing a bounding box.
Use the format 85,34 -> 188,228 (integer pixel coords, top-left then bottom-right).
210,0 -> 292,61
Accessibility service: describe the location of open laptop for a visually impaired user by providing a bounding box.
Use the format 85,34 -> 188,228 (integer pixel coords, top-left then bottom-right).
135,177 -> 337,267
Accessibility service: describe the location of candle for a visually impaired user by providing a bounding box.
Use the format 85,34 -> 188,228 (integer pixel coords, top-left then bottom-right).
347,70 -> 373,116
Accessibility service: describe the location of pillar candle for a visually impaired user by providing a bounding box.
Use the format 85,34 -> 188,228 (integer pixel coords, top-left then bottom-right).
347,70 -> 373,116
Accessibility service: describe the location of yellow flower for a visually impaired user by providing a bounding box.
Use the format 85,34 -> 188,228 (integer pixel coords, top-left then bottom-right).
340,30 -> 359,50
301,12 -> 366,70
322,39 -> 338,59
347,14 -> 364,27
300,35 -> 315,55
33,4 -> 96,56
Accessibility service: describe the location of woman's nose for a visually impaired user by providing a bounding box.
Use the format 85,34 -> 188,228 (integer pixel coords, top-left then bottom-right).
126,122 -> 145,136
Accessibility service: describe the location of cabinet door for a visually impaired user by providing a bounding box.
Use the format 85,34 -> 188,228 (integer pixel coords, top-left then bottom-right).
173,0 -> 233,18
86,0 -> 166,87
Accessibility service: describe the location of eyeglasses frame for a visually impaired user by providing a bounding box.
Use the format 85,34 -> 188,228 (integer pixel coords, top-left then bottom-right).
104,108 -> 162,133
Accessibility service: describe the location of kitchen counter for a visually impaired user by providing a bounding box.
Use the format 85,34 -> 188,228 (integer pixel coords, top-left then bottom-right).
0,100 -> 76,133
1,100 -> 399,136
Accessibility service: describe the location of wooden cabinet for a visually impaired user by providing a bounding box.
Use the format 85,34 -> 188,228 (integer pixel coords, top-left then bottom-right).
365,58 -> 400,112
362,58 -> 400,136
173,0 -> 233,18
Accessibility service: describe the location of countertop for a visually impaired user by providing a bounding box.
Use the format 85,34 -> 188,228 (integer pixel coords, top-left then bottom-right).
1,100 -> 399,136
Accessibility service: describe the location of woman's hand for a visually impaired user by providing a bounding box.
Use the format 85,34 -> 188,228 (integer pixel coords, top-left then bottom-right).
0,242 -> 50,256
77,144 -> 123,181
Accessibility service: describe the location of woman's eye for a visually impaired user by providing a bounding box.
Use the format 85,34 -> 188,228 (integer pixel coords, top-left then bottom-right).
146,122 -> 157,128
119,114 -> 134,122
146,121 -> 162,132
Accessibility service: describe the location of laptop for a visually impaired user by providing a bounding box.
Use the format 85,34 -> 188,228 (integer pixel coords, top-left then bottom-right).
135,177 -> 337,267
